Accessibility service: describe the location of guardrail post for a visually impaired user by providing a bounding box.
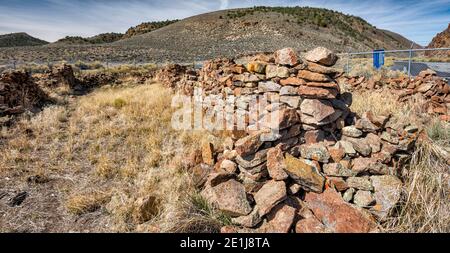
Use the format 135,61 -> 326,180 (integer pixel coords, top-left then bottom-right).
407,42 -> 414,79
346,52 -> 351,74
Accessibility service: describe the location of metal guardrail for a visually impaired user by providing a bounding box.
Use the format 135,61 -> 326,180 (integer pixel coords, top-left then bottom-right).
341,46 -> 450,78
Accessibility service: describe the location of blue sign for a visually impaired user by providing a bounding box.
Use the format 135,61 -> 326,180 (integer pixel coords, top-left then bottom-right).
373,49 -> 385,69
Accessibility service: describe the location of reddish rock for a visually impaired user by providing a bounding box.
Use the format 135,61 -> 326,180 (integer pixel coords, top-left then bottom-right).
234,131 -> 264,157
284,154 -> 325,193
355,118 -> 380,133
323,163 -> 356,177
418,69 -> 436,78
371,175 -> 403,220
274,48 -> 298,66
220,159 -> 238,174
247,61 -> 267,74
280,77 -> 307,86
201,179 -> 252,217
267,146 -> 289,181
364,111 -> 389,128
304,188 -> 377,233
221,226 -> 238,233
298,86 -> 338,99
304,130 -> 325,144
191,164 -> 213,188
202,142 -> 215,165
347,177 -> 373,191
232,207 -> 261,228
261,203 -> 296,233
298,70 -> 331,82
305,81 -> 339,90
254,180 -> 287,216
328,146 -> 345,162
259,108 -> 300,130
304,47 -> 338,66
300,99 -> 341,125
299,143 -> 330,163
365,133 -> 382,153
295,217 -> 328,233
235,148 -> 268,169
306,62 -> 339,74
327,177 -> 349,192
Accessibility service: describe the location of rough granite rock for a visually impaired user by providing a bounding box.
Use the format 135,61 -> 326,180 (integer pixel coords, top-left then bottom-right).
274,48 -> 298,66
254,180 -> 287,217
304,188 -> 377,233
370,175 -> 403,220
299,143 -> 331,163
304,47 -> 339,66
235,132 -> 264,157
202,142 -> 215,165
323,163 -> 356,177
298,70 -> 331,82
354,190 -> 375,207
347,177 -> 374,191
232,207 -> 262,228
261,203 -> 296,233
266,65 -> 290,79
342,126 -> 363,138
300,99 -> 341,126
235,149 -> 269,169
284,154 -> 325,193
201,179 -> 252,217
280,77 -> 306,86
298,86 -> 338,99
295,217 -> 328,233
267,146 -> 289,181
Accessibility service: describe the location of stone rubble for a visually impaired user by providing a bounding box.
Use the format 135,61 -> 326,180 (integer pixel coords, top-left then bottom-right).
164,47 -> 418,233
338,70 -> 450,121
0,70 -> 49,118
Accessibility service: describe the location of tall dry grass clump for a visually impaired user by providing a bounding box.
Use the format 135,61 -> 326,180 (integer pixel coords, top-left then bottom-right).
0,82 -> 228,232
383,120 -> 449,232
351,90 -> 449,233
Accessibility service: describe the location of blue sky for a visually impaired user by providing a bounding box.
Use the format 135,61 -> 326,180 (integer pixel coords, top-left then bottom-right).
0,0 -> 449,46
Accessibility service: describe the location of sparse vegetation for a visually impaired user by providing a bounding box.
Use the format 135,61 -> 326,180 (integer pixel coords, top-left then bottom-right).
0,82 -> 227,232
350,89 -> 449,233
0,32 -> 48,48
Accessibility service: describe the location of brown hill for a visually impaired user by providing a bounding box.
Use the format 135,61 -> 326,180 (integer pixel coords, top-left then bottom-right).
115,6 -> 416,61
123,20 -> 179,39
426,23 -> 450,57
0,7 -> 416,64
0,32 -> 48,48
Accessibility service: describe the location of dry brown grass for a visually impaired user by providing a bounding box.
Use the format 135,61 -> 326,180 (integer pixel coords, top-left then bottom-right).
0,82 -> 227,232
351,89 -> 450,233
66,190 -> 111,215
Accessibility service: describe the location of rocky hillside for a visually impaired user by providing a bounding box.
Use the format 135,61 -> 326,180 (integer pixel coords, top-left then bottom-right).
426,23 -> 450,57
115,6 -> 415,60
0,32 -> 48,48
122,20 -> 179,39
0,7 -> 416,64
54,20 -> 179,45
55,33 -> 124,45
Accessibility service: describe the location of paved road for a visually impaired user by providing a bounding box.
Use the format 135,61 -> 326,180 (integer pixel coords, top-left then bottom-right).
391,61 -> 450,79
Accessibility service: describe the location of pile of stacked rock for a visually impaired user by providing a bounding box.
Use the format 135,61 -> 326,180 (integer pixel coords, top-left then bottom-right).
183,47 -> 420,233
155,64 -> 198,95
338,70 -> 450,121
0,70 -> 49,118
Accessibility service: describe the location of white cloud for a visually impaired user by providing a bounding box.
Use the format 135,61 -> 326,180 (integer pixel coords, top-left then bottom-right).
220,0 -> 230,9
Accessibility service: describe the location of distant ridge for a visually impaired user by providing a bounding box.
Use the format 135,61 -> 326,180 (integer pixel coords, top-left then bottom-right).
0,32 -> 49,48
426,23 -> 450,57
